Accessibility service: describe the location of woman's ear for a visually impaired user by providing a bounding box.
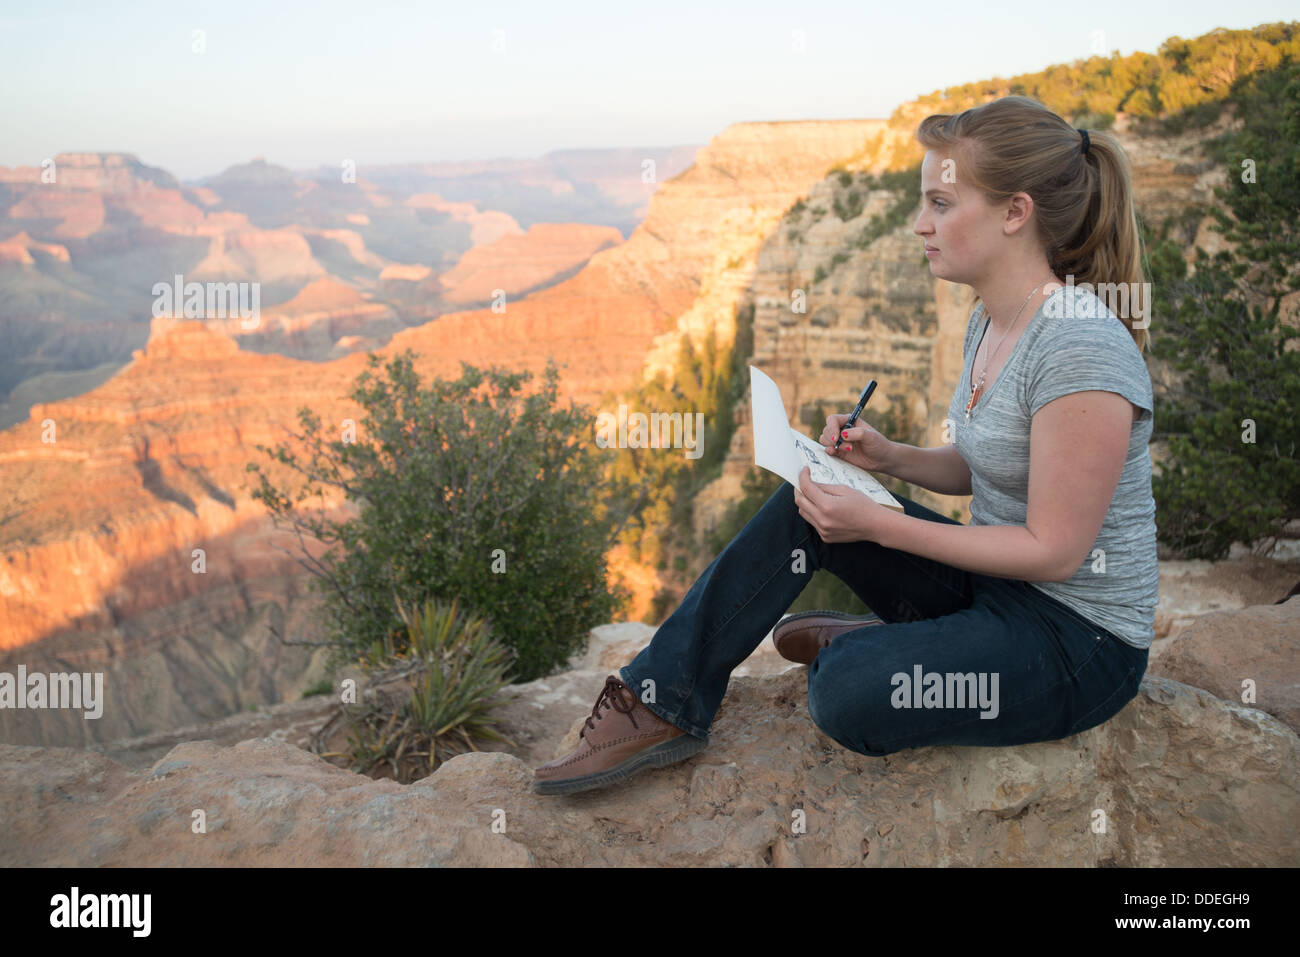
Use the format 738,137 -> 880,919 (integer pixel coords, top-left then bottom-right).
1002,191 -> 1035,236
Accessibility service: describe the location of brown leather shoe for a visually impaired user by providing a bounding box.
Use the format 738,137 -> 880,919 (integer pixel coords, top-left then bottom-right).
772,610 -> 885,665
532,675 -> 706,795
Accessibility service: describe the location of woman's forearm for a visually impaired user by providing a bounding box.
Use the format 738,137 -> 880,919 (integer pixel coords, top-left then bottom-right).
877,510 -> 1068,582
884,442 -> 972,496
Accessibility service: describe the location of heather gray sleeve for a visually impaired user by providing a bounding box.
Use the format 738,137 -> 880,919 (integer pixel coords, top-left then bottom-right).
1020,315 -> 1153,422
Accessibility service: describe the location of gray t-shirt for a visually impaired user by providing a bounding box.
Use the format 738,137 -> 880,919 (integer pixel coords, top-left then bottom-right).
946,283 -> 1158,649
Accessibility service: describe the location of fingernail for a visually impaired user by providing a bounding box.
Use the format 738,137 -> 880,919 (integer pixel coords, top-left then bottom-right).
841,430 -> 849,438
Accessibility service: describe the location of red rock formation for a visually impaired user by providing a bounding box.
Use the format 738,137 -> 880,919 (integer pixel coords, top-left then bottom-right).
378,264 -> 430,282
6,187 -> 106,238
189,229 -> 327,284
0,231 -> 71,264
1,153 -> 208,237
268,277 -> 365,314
437,223 -> 623,306
299,228 -> 387,271
404,192 -> 520,246
0,319 -> 371,649
235,277 -> 399,352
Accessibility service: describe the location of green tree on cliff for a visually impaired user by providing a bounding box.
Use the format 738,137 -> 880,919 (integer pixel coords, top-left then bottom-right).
244,351 -> 639,682
1146,62 -> 1300,558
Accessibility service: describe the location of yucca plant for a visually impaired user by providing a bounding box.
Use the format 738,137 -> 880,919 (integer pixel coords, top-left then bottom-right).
396,594 -> 518,754
316,595 -> 518,782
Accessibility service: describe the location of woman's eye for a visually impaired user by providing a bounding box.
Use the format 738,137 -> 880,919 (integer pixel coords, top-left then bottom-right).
932,200 -> 946,209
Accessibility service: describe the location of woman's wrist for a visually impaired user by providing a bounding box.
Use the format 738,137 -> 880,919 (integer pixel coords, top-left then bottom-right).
880,439 -> 908,477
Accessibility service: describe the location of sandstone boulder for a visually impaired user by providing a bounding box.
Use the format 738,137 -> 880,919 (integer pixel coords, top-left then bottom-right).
1149,597 -> 1300,733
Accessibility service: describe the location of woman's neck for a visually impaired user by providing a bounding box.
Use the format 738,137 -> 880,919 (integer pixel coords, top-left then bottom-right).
976,263 -> 1063,333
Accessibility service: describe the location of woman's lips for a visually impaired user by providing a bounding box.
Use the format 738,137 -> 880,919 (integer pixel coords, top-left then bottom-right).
925,247 -> 939,257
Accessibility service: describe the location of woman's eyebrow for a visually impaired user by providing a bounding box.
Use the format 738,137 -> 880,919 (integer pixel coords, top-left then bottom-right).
923,188 -> 954,197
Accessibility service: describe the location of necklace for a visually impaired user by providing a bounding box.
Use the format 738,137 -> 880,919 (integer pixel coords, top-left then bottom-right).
964,278 -> 1051,424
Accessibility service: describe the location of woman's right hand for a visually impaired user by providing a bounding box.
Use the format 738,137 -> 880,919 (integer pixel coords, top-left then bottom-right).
820,413 -> 895,475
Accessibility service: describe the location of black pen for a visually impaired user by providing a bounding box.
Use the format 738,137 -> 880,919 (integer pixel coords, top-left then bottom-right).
833,379 -> 877,452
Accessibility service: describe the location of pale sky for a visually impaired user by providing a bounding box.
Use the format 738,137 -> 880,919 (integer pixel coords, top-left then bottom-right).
1,1 -> 1293,180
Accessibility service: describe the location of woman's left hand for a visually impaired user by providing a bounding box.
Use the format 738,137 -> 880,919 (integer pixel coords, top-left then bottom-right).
794,465 -> 892,544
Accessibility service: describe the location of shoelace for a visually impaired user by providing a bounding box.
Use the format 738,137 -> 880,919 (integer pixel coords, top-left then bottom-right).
582,675 -> 639,739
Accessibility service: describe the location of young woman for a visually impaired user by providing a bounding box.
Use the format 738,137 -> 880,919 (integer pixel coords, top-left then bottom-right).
534,95 -> 1157,796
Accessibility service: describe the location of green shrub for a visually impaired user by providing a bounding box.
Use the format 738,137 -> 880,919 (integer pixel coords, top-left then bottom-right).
244,351 -> 634,682
833,190 -> 864,221
853,167 -> 922,250
302,679 -> 334,698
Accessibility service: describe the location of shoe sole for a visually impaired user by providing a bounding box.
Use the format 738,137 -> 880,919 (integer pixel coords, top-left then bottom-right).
774,609 -> 885,664
532,732 -> 708,796
774,608 -> 882,637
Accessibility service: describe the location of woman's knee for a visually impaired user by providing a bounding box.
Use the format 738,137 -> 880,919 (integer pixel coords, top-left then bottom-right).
808,700 -> 898,757
806,656 -> 898,757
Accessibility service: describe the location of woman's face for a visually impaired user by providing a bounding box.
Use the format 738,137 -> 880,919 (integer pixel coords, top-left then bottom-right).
912,147 -> 1007,287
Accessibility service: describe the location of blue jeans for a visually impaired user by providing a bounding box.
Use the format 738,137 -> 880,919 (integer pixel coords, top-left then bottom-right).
619,483 -> 1149,756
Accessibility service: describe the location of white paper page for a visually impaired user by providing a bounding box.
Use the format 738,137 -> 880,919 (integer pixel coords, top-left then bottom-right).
749,365 -> 803,485
749,365 -> 903,513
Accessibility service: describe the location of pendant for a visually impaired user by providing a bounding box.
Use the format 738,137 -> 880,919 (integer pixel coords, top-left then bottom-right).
964,382 -> 982,424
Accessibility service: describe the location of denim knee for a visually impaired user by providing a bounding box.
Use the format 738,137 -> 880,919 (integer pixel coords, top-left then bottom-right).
807,657 -> 896,758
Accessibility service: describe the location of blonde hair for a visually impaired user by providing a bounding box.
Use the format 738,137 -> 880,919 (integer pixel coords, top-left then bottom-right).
916,95 -> 1149,352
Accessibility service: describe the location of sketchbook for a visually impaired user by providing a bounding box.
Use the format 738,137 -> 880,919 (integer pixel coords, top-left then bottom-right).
749,365 -> 904,513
